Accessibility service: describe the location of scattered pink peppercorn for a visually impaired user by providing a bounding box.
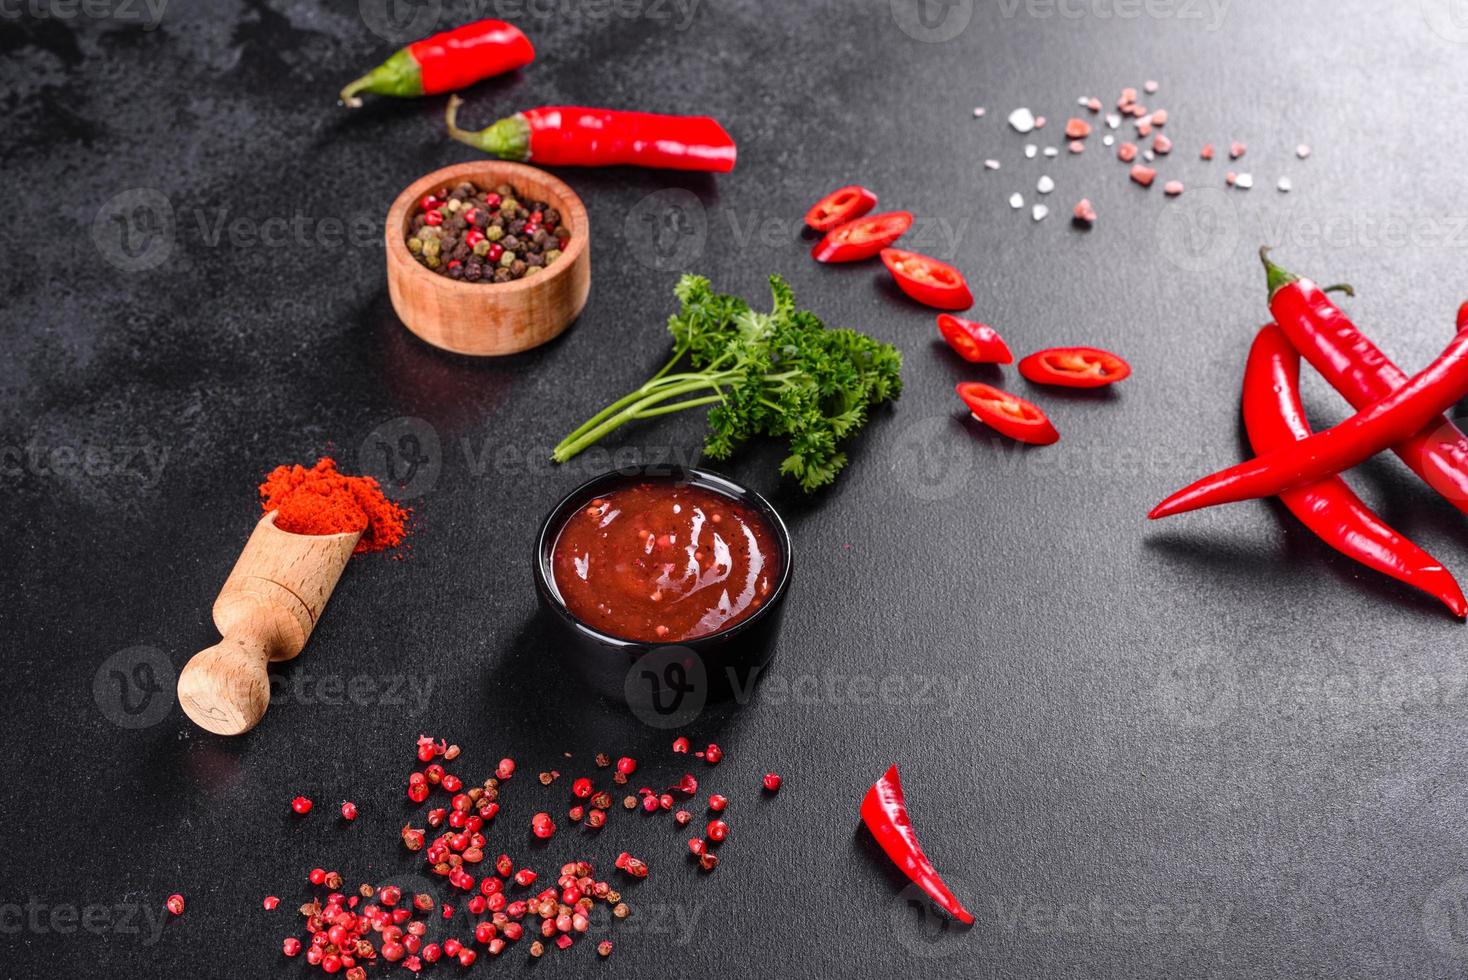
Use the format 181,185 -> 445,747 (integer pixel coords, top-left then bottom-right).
291,796 -> 312,815
688,838 -> 705,856
496,758 -> 516,780
616,756 -> 637,775
598,940 -> 613,957
708,794 -> 728,812
166,894 -> 185,916
672,736 -> 690,753
763,772 -> 782,793
514,869 -> 537,887
707,819 -> 729,843
308,868 -> 327,886
340,801 -> 357,820
283,937 -> 302,957
703,744 -> 723,764
531,812 -> 556,839
675,810 -> 692,826
262,895 -> 280,910
572,777 -> 593,798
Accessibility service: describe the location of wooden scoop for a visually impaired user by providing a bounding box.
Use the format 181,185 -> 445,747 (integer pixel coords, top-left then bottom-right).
177,512 -> 361,735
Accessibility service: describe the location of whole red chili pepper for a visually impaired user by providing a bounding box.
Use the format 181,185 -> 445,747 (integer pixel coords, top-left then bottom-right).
1243,325 -> 1465,617
340,20 -> 535,108
860,765 -> 974,924
1263,248 -> 1468,512
1151,329 -> 1468,519
446,97 -> 736,172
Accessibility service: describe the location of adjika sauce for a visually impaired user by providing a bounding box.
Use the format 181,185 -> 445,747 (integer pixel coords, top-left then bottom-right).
551,482 -> 779,642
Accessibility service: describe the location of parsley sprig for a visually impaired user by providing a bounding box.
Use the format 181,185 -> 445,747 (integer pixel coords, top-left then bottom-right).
552,275 -> 903,491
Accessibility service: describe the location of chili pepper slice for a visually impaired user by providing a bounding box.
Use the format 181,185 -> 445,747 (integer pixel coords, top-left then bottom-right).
860,766 -> 974,925
956,382 -> 1059,445
937,315 -> 1013,364
1019,346 -> 1131,388
1150,329 -> 1468,519
811,212 -> 913,263
340,20 -> 535,108
446,98 -> 737,172
881,248 -> 974,311
1263,248 -> 1468,513
804,186 -> 878,232
1243,325 -> 1466,618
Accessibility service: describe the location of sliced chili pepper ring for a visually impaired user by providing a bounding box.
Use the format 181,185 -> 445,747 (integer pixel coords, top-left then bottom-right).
956,382 -> 1059,445
812,212 -> 913,263
804,185 -> 878,232
936,315 -> 1013,364
881,248 -> 974,311
1019,346 -> 1131,388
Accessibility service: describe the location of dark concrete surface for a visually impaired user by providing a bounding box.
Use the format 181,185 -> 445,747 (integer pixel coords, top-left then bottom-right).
4,1 -> 1468,977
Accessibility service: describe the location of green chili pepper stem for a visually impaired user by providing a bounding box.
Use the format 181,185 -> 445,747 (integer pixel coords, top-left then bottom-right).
1321,283 -> 1357,297
1259,246 -> 1299,302
339,49 -> 422,108
445,96 -> 531,160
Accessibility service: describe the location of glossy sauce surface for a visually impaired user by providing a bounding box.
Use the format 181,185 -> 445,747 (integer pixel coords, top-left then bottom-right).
551,482 -> 780,642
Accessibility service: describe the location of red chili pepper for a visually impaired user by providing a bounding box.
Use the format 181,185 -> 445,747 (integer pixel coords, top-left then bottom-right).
1150,330 -> 1468,519
340,20 -> 534,108
860,766 -> 974,925
1244,325 -> 1465,617
956,382 -> 1059,445
1263,248 -> 1468,513
880,249 -> 973,311
811,212 -> 912,263
1018,346 -> 1131,388
446,97 -> 736,172
937,315 -> 1012,364
804,186 -> 878,232
1458,301 -> 1468,333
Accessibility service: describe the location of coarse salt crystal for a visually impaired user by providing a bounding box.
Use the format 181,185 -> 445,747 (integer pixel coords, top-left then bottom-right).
1229,141 -> 1246,159
1235,173 -> 1254,189
1144,150 -> 1155,161
973,107 -> 986,118
1035,116 -> 1047,129
1102,135 -> 1115,147
1043,147 -> 1059,158
1008,108 -> 1036,133
1077,96 -> 1090,107
1009,193 -> 1024,209
1032,203 -> 1049,222
1296,144 -> 1311,159
1106,113 -> 1122,130
984,159 -> 1000,170
1144,80 -> 1159,94
1025,144 -> 1038,159
1037,175 -> 1055,194
1277,177 -> 1292,192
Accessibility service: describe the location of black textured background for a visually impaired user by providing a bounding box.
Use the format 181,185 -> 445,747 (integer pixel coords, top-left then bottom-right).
5,1 -> 1468,977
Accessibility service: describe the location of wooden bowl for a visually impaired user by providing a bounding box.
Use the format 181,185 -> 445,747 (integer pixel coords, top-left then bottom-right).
385,161 -> 590,356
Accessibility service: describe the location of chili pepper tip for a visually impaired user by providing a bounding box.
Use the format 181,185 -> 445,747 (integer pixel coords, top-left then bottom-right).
1259,246 -> 1298,301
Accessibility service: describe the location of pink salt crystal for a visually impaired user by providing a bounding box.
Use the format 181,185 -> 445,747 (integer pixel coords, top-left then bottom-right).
1130,105 -> 1148,118
1068,140 -> 1085,154
1200,143 -> 1215,160
1034,116 -> 1047,129
1087,97 -> 1101,112
1225,171 -> 1237,186
1130,165 -> 1157,187
1150,109 -> 1168,126
1137,120 -> 1152,138
1118,142 -> 1138,162
1229,141 -> 1246,159
1119,87 -> 1137,107
1163,180 -> 1184,196
1153,133 -> 1173,154
1073,199 -> 1096,224
1144,80 -> 1159,94
1065,118 -> 1091,139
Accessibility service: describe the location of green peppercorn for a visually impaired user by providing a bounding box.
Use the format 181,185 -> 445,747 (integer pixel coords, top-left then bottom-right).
500,198 -> 519,215
498,250 -> 515,268
544,249 -> 562,265
419,225 -> 441,240
485,225 -> 504,242
473,240 -> 491,257
425,255 -> 441,269
524,265 -> 541,276
408,238 -> 424,254
422,239 -> 441,258
495,183 -> 512,196
446,199 -> 462,213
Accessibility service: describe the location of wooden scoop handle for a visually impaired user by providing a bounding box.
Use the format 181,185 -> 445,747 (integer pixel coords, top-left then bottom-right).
178,512 -> 361,735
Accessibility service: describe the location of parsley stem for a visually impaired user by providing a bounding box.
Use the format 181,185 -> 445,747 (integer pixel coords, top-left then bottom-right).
553,376 -> 735,462
632,395 -> 726,419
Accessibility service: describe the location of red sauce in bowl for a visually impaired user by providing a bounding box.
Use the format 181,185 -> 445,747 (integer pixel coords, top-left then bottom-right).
550,481 -> 781,643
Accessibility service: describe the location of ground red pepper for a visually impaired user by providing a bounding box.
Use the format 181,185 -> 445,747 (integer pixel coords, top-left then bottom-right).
258,457 -> 408,554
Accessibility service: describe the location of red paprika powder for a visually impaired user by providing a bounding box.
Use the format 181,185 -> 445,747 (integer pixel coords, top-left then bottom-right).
259,457 -> 408,554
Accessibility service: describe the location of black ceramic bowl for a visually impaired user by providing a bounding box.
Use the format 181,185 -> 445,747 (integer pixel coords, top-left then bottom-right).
534,466 -> 793,716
